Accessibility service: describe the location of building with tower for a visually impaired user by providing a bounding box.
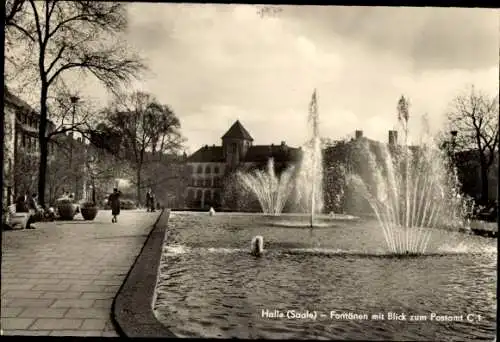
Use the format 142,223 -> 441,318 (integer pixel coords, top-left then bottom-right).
184,120 -> 301,209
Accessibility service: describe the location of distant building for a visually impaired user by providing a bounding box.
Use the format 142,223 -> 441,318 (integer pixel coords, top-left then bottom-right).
185,120 -> 301,209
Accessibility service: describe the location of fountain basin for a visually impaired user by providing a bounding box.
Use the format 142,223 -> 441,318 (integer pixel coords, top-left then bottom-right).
153,211 -> 496,340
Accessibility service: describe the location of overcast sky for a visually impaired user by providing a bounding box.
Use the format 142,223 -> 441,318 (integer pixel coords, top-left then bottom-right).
36,5 -> 500,153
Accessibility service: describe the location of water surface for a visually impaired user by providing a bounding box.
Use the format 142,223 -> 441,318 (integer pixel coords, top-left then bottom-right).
154,212 -> 497,340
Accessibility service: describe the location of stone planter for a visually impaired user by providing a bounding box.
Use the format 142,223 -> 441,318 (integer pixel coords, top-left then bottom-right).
57,203 -> 76,220
81,205 -> 98,221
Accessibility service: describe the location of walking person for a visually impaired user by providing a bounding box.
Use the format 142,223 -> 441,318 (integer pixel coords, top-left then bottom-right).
150,190 -> 156,212
145,189 -> 153,212
108,188 -> 122,223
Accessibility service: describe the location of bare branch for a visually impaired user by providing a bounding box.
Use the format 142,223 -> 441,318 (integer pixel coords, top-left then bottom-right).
45,43 -> 66,75
47,49 -> 145,91
28,0 -> 43,46
5,0 -> 26,25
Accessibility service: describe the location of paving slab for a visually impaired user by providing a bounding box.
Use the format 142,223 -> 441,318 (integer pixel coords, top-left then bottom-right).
1,209 -> 160,336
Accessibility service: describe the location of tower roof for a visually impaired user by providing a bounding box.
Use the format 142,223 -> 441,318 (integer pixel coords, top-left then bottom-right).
221,120 -> 253,141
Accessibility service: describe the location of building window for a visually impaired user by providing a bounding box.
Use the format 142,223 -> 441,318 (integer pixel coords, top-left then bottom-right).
214,166 -> 220,174
196,190 -> 202,200
197,165 -> 203,173
205,165 -> 211,174
22,134 -> 26,147
214,190 -> 221,203
231,143 -> 237,153
204,189 -> 211,201
204,179 -> 211,187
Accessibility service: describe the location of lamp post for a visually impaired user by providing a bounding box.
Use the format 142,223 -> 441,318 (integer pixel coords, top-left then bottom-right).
69,96 -> 79,167
69,96 -> 79,198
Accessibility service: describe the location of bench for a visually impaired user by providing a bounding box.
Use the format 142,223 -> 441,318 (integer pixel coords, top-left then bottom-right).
5,204 -> 30,230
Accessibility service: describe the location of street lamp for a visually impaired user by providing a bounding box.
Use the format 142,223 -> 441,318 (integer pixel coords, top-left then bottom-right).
69,95 -> 79,198
69,96 -> 79,163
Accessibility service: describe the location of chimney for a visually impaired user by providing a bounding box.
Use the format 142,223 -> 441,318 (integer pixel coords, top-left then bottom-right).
204,144 -> 208,149
388,130 -> 398,146
355,130 -> 363,140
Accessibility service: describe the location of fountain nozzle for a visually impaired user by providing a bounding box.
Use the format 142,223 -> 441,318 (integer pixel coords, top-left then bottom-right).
251,235 -> 264,257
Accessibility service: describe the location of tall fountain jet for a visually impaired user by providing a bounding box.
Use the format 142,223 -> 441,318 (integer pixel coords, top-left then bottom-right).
348,96 -> 473,255
296,89 -> 324,227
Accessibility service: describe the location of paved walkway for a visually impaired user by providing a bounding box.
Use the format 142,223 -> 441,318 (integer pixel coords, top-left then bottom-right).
1,209 -> 160,336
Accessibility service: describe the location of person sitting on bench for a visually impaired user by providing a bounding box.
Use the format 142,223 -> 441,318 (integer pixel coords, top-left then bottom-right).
15,191 -> 30,213
26,193 -> 40,229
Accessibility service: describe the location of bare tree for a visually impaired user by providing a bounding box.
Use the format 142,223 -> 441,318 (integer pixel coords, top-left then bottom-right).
104,91 -> 184,205
446,85 -> 499,204
5,1 -> 145,206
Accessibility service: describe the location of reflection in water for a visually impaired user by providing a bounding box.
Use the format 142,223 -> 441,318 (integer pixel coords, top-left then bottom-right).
154,213 -> 497,340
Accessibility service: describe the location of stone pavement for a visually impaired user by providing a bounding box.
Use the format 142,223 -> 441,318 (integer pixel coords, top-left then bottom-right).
1,209 -> 161,336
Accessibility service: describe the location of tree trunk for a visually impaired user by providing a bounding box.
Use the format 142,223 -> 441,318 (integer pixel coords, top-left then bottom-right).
0,78 -> 4,211
37,86 -> 49,207
480,160 -> 489,205
136,167 -> 142,206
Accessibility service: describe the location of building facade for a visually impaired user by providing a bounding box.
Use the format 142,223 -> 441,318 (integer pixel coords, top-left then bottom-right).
3,86 -> 58,206
184,120 -> 300,209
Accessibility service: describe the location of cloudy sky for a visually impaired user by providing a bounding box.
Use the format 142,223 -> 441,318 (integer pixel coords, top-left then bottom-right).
46,5 -> 500,153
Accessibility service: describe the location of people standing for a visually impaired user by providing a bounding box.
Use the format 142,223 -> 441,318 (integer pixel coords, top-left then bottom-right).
108,188 -> 122,223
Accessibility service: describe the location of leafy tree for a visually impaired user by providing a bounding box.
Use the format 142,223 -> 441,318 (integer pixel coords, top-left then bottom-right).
103,91 -> 184,205
5,0 -> 145,206
446,85 -> 499,204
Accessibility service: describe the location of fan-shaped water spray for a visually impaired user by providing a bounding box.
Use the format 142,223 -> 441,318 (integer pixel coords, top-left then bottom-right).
348,101 -> 473,255
237,158 -> 295,215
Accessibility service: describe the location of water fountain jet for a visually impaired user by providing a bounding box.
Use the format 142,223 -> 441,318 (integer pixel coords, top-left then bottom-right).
295,89 -> 324,227
237,158 -> 295,215
237,90 -> 329,227
347,96 -> 473,255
